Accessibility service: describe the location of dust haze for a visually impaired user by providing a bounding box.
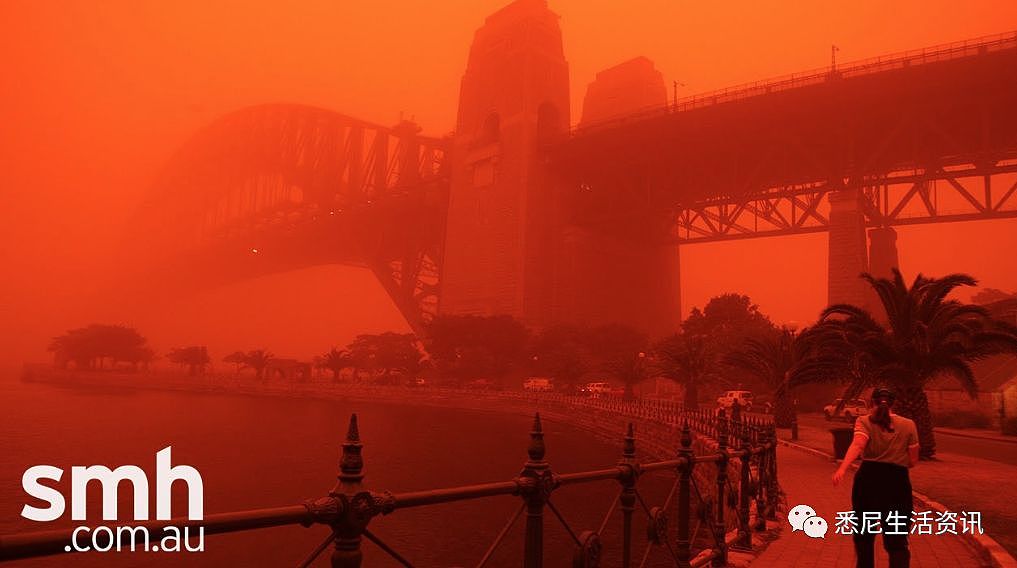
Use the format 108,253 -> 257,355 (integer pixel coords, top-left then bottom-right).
2,0 -> 1016,364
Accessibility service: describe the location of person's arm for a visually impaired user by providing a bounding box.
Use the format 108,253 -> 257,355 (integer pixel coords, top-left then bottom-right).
832,433 -> 867,485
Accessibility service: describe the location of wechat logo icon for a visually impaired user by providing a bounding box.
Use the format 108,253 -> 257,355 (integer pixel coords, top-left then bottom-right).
788,504 -> 828,539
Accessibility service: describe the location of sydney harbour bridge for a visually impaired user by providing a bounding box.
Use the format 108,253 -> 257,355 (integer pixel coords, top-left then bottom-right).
130,0 -> 1017,337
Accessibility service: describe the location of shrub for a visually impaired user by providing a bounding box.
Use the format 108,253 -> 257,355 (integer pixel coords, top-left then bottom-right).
933,410 -> 992,429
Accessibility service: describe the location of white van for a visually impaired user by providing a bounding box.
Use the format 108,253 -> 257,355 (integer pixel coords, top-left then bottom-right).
716,390 -> 754,411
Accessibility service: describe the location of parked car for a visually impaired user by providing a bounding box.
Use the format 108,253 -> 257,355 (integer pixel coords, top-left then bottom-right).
407,377 -> 427,387
523,377 -> 554,392
466,378 -> 495,390
716,390 -> 754,411
823,398 -> 868,421
581,382 -> 612,396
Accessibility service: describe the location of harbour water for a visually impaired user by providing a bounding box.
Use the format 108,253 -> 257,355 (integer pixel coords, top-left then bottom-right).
0,373 -> 671,566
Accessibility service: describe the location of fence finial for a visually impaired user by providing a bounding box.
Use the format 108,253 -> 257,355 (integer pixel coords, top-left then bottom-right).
623,422 -> 636,459
527,413 -> 546,463
338,413 -> 365,488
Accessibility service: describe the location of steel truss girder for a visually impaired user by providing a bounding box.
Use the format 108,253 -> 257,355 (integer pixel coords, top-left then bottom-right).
674,162 -> 1017,243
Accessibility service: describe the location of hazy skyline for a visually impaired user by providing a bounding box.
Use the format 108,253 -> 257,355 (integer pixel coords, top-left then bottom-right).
3,1 -> 1016,359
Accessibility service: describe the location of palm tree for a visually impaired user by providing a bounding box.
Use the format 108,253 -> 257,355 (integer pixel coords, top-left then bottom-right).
243,349 -> 274,380
653,333 -> 716,409
797,269 -> 1017,459
722,326 -> 843,427
223,351 -> 247,375
724,327 -> 804,427
320,348 -> 351,381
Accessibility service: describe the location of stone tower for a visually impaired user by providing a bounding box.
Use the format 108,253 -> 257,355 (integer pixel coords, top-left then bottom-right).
439,0 -> 570,325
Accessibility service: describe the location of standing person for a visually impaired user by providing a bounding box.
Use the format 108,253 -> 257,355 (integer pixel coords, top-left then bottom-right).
832,388 -> 919,568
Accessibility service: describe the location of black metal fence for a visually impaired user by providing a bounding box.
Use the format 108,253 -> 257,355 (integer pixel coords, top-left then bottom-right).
0,399 -> 777,567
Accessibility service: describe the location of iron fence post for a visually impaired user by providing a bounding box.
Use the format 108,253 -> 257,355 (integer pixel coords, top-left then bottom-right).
676,422 -> 693,568
767,422 -> 779,521
730,399 -> 742,448
619,423 -> 638,568
331,415 -> 366,568
518,413 -> 555,568
753,420 -> 767,532
714,409 -> 729,565
734,415 -> 752,551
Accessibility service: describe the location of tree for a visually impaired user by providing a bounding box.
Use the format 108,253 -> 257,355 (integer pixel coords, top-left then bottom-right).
427,315 -> 529,381
586,324 -> 647,400
796,269 -> 1017,459
607,351 -> 649,401
724,327 -> 807,426
48,324 -> 152,371
346,333 -> 422,380
653,332 -> 717,409
243,349 -> 273,380
167,346 -> 211,376
683,294 -> 775,353
223,351 -> 247,375
530,325 -> 593,387
319,347 -> 352,380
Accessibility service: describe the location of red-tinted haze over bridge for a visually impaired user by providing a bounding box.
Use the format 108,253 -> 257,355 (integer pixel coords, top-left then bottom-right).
2,1 -> 1016,359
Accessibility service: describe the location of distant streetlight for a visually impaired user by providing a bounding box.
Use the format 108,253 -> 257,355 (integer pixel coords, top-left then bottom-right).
672,80 -> 686,109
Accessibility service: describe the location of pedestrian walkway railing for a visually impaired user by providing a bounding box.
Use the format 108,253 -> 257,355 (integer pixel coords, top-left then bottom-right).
0,390 -> 777,567
570,30 -> 1017,135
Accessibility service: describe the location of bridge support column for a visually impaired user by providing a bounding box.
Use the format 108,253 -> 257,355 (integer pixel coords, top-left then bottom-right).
867,226 -> 900,280
554,229 -> 680,337
827,189 -> 869,308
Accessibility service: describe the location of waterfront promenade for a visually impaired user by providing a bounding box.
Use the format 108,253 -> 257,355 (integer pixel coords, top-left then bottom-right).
754,445 -> 991,567
17,368 -> 1007,567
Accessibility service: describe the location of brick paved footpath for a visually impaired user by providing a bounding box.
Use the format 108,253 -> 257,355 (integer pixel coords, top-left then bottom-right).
753,445 -> 988,567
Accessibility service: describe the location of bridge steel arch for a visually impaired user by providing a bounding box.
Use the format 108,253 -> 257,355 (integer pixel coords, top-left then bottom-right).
130,103 -> 450,335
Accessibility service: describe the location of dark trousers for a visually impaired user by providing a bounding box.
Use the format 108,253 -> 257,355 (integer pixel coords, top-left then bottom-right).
851,460 -> 913,568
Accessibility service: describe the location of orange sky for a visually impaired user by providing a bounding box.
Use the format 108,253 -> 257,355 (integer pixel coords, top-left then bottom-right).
2,1 -> 1016,361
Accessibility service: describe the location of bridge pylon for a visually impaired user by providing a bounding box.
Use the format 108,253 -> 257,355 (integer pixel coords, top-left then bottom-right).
440,0 -> 570,327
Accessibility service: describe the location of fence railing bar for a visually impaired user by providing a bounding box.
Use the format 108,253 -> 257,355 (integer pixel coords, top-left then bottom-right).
295,532 -> 335,568
556,467 -> 623,485
545,500 -> 582,547
362,528 -> 415,568
597,491 -> 621,535
391,481 -> 518,509
637,536 -> 655,568
661,477 -> 681,512
663,535 -> 681,566
476,503 -> 525,568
